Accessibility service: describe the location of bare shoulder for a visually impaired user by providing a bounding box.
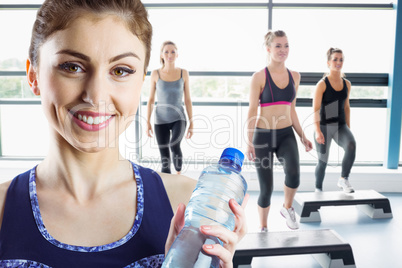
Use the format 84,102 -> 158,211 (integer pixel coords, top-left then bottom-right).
316,78 -> 327,89
159,172 -> 197,212
251,68 -> 266,90
289,69 -> 301,82
252,68 -> 266,81
0,180 -> 12,230
150,69 -> 159,79
181,68 -> 189,76
181,68 -> 190,82
344,78 -> 352,89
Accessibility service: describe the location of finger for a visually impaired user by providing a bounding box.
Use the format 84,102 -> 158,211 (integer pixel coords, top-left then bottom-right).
200,225 -> 237,247
165,203 -> 186,253
202,244 -> 232,267
247,151 -> 255,162
230,195 -> 249,239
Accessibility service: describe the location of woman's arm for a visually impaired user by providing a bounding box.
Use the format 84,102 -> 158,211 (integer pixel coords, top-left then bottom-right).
160,173 -> 197,212
313,79 -> 326,144
146,70 -> 158,137
344,79 -> 352,128
246,71 -> 264,161
182,69 -> 194,139
0,181 -> 12,231
290,71 -> 313,151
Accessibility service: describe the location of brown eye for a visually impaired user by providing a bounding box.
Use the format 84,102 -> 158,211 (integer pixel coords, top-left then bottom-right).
59,62 -> 83,73
111,67 -> 135,77
69,65 -> 79,72
114,69 -> 124,76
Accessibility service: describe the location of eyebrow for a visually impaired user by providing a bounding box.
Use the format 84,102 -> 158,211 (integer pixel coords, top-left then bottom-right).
56,50 -> 141,63
109,52 -> 141,63
56,49 -> 90,61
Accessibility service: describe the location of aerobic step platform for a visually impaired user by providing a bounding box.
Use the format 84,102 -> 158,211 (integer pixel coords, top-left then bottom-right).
294,190 -> 393,223
233,229 -> 355,268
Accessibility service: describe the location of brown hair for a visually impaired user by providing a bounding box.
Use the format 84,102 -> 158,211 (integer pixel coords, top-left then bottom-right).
160,40 -> 178,67
327,47 -> 343,61
325,47 -> 345,77
264,30 -> 287,48
29,0 -> 152,74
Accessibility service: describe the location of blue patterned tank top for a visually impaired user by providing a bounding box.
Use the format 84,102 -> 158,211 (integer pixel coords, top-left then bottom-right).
0,163 -> 173,268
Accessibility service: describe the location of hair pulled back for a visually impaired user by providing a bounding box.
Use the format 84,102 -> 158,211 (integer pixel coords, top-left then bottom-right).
264,30 -> 287,48
160,40 -> 178,67
327,47 -> 343,61
325,47 -> 345,78
29,0 -> 152,74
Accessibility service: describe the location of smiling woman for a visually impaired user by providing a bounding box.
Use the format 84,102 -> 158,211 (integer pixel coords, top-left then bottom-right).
0,0 -> 248,267
29,14 -> 146,150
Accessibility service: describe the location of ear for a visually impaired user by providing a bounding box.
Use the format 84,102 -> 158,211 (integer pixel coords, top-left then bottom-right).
26,59 -> 40,96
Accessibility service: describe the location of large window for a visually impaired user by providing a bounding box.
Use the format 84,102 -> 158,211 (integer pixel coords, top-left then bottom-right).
148,8 -> 268,72
0,1 -> 399,166
274,8 -> 395,74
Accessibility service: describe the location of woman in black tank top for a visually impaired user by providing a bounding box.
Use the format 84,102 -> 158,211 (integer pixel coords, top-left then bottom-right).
313,48 -> 356,193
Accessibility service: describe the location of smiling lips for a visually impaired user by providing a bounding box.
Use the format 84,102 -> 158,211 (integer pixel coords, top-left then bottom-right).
71,111 -> 114,131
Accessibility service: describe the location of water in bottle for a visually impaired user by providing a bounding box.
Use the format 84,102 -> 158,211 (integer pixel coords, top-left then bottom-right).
162,147 -> 248,268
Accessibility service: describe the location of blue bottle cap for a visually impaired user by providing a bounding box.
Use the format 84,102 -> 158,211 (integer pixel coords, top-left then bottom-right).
219,147 -> 245,170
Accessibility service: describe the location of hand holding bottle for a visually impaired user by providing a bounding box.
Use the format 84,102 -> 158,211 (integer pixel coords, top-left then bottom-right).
165,195 -> 249,268
163,148 -> 249,268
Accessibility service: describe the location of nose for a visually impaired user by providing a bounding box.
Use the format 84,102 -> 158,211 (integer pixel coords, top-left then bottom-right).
81,71 -> 109,107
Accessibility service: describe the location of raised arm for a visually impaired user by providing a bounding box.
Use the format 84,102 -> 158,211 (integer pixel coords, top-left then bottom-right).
182,69 -> 194,139
146,70 -> 158,137
290,71 -> 312,152
313,79 -> 326,144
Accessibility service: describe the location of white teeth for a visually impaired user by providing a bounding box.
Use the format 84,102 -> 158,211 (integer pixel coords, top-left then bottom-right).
76,114 -> 112,125
87,116 -> 94,125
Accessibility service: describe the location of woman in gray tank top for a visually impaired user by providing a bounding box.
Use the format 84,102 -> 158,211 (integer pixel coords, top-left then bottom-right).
146,41 -> 193,174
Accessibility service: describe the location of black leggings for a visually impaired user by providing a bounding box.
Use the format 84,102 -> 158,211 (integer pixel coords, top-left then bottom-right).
154,120 -> 187,173
253,126 -> 300,208
315,123 -> 356,189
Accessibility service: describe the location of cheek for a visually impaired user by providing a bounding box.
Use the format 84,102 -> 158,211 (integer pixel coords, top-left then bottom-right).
39,68 -> 80,103
115,80 -> 143,116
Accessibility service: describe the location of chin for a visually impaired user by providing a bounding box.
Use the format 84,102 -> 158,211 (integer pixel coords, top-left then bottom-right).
67,135 -> 119,154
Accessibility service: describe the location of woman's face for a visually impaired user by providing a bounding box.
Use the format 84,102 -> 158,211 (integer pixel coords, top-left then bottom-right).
268,36 -> 289,63
28,14 -> 146,153
328,52 -> 344,72
161,44 -> 178,65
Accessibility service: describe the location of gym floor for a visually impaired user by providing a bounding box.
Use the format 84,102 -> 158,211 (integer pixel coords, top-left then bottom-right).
243,191 -> 402,268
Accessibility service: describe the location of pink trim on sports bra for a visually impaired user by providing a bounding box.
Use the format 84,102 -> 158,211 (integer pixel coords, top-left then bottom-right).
265,68 -> 275,102
260,101 -> 292,107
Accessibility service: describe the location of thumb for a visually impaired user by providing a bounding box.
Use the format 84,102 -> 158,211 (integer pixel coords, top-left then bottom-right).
165,203 -> 186,254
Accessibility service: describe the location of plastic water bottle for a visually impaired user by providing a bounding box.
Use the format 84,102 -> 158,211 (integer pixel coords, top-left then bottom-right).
162,147 -> 247,268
